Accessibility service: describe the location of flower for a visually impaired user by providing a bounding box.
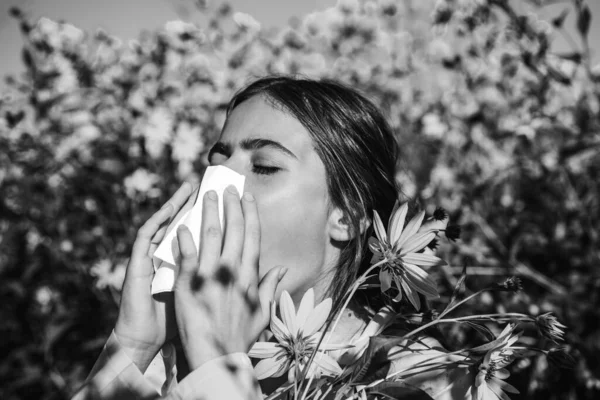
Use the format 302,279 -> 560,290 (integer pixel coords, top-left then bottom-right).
470,324 -> 522,400
90,259 -> 127,291
444,225 -> 461,241
547,347 -> 576,369
535,312 -> 567,343
172,121 -> 205,163
492,277 -> 522,292
369,201 -> 447,310
249,289 -> 345,382
123,168 -> 160,199
232,12 -> 261,32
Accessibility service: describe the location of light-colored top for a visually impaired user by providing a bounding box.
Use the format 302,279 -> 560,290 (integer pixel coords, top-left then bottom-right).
71,331 -> 261,400
72,330 -> 473,400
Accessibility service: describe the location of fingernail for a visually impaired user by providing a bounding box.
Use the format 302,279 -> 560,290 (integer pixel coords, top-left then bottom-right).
278,267 -> 288,280
243,192 -> 254,202
206,190 -> 217,200
226,185 -> 238,195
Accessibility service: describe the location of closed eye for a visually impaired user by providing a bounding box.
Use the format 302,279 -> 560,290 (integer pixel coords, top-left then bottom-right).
252,165 -> 280,175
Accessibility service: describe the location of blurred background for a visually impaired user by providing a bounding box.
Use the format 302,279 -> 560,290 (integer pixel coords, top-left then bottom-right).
1,0 -> 599,399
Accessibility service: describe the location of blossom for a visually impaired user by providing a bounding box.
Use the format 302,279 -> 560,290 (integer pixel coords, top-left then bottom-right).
369,201 -> 447,310
172,121 -> 205,163
232,12 -> 261,32
141,107 -> 175,159
470,324 -> 522,400
124,168 -> 160,199
492,277 -> 522,292
90,259 -> 127,291
535,312 -> 567,343
249,289 -> 345,382
547,348 -> 576,369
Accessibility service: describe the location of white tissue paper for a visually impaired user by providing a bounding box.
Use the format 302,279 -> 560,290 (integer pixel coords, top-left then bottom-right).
151,166 -> 246,294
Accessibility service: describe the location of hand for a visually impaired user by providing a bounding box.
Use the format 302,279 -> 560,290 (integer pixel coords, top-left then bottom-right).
173,186 -> 287,370
114,182 -> 196,372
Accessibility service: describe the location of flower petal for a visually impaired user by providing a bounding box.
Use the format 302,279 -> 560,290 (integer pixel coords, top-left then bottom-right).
373,210 -> 387,245
396,210 -> 425,249
296,288 -> 315,329
475,371 -> 486,388
401,231 -> 437,255
388,202 -> 408,245
368,236 -> 383,254
392,284 -> 403,302
254,357 -> 289,380
270,307 -> 291,343
280,290 -> 298,336
493,378 -> 519,394
404,263 -> 439,299
379,269 -> 393,292
418,216 -> 448,234
402,252 -> 445,267
313,352 -> 343,376
494,368 -> 510,380
487,378 -> 515,400
248,342 -> 282,359
303,297 -> 332,336
401,277 -> 421,310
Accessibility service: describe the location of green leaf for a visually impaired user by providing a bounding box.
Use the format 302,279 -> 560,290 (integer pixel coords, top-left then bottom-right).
464,321 -> 495,341
352,335 -> 406,384
368,380 -> 434,400
577,4 -> 591,38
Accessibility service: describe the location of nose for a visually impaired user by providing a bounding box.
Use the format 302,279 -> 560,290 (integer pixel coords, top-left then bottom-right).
216,157 -> 245,178
211,155 -> 253,194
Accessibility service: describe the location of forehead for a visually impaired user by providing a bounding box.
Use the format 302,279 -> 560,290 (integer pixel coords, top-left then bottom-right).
221,95 -> 314,157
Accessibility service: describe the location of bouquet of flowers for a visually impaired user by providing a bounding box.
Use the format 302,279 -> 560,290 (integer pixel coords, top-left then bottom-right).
247,201 -> 572,400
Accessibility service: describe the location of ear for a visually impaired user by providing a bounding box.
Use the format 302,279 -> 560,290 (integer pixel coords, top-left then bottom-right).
327,208 -> 372,242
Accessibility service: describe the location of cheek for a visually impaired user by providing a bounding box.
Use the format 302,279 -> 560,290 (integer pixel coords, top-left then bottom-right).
252,177 -> 330,288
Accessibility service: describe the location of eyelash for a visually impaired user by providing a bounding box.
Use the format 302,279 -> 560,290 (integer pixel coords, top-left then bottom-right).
252,165 -> 280,175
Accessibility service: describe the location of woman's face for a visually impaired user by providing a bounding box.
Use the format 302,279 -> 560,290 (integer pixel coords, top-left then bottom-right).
208,95 -> 339,303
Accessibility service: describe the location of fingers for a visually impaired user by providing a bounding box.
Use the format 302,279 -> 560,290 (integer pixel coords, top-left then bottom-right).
175,224 -> 198,286
257,267 -> 288,326
198,191 -> 222,276
129,203 -> 174,278
239,191 -> 260,288
221,186 -> 244,279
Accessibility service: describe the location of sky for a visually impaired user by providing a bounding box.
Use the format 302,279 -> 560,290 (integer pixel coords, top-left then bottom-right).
0,0 -> 599,78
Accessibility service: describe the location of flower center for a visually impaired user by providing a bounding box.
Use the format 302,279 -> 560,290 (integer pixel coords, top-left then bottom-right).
382,252 -> 405,276
283,334 -> 314,362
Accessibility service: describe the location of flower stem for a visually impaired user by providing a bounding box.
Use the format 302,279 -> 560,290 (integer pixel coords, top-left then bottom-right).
299,260 -> 387,400
396,313 -> 532,343
438,288 -> 486,319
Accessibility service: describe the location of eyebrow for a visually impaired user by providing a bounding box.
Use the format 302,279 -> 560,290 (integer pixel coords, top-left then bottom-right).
208,137 -> 298,161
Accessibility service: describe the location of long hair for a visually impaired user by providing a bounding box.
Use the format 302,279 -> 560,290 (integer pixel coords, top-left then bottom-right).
226,75 -> 399,312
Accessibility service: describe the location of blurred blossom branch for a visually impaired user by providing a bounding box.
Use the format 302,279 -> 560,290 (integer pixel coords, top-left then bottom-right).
2,0 -> 599,398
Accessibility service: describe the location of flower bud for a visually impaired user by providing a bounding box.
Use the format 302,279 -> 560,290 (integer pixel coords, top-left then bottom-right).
547,348 -> 576,369
493,277 -> 523,292
444,225 -> 461,241
535,312 -> 567,343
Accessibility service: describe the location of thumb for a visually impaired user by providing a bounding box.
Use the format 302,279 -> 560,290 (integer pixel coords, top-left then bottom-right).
257,266 -> 288,327
174,225 -> 199,290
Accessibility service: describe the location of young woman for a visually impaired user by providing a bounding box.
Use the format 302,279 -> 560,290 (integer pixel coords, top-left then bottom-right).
73,76 -> 468,400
